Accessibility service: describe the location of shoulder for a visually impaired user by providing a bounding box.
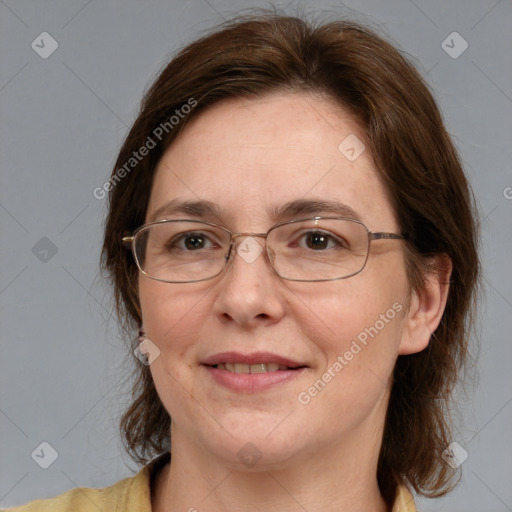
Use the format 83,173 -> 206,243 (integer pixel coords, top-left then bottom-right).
4,453 -> 170,512
5,473 -> 146,512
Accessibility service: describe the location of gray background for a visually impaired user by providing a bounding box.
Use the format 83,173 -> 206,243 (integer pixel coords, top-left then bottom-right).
0,0 -> 511,510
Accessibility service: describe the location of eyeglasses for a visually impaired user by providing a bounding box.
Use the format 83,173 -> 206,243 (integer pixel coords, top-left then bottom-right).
122,217 -> 406,283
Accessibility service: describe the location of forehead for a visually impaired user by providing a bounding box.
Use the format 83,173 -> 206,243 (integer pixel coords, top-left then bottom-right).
148,92 -> 397,231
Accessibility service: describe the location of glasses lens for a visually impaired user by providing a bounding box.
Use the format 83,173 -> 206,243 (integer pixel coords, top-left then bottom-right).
268,218 -> 369,281
134,221 -> 230,282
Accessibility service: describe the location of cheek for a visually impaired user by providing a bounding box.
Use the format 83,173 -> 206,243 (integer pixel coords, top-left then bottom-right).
297,274 -> 409,412
294,281 -> 407,423
138,279 -> 206,351
138,279 -> 207,419
299,276 -> 406,351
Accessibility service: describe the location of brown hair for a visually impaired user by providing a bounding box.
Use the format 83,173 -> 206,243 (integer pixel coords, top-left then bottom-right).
101,11 -> 479,501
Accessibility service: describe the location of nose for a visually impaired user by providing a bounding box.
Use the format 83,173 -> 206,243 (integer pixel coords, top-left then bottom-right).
212,234 -> 285,328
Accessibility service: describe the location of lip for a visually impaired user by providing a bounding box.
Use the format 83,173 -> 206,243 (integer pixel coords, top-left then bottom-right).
201,351 -> 308,393
202,351 -> 305,368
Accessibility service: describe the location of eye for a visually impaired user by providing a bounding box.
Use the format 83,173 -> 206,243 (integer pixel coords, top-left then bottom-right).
292,230 -> 348,251
168,231 -> 219,251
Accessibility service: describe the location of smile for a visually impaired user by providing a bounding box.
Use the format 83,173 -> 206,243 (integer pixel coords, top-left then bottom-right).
210,362 -> 299,373
201,352 -> 308,392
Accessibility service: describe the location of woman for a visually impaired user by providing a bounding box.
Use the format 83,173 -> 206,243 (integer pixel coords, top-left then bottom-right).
10,12 -> 479,512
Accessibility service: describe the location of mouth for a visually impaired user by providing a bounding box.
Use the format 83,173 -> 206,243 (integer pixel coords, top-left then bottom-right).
201,352 -> 308,392
202,351 -> 307,371
207,362 -> 305,373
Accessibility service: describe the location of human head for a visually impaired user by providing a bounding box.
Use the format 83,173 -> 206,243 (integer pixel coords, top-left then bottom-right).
101,12 -> 479,499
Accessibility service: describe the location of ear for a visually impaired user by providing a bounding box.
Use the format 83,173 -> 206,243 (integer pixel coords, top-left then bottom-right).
399,254 -> 452,355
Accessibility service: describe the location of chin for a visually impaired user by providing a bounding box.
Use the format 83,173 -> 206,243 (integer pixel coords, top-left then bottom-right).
188,410 -> 314,470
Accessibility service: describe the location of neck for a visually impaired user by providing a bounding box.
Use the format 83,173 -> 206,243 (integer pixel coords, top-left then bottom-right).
153,425 -> 389,512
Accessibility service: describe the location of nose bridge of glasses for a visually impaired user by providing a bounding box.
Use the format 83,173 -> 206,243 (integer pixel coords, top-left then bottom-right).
230,231 -> 267,243
226,231 -> 268,259
223,231 -> 278,275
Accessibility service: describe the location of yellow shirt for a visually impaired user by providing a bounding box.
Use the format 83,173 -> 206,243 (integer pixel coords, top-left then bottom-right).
5,452 -> 417,511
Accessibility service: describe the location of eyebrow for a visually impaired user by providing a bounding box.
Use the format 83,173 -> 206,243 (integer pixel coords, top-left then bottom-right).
148,198 -> 362,224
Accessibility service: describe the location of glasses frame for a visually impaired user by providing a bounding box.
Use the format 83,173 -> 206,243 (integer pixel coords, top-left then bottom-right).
122,216 -> 407,284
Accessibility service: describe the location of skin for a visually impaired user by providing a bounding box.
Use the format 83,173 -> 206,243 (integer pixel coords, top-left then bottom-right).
139,92 -> 451,512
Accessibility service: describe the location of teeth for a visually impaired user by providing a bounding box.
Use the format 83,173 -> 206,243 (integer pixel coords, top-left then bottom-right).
214,362 -> 292,373
234,363 -> 250,374
250,363 -> 266,374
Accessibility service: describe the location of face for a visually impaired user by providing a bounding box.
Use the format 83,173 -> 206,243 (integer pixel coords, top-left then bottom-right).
139,92 -> 412,469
